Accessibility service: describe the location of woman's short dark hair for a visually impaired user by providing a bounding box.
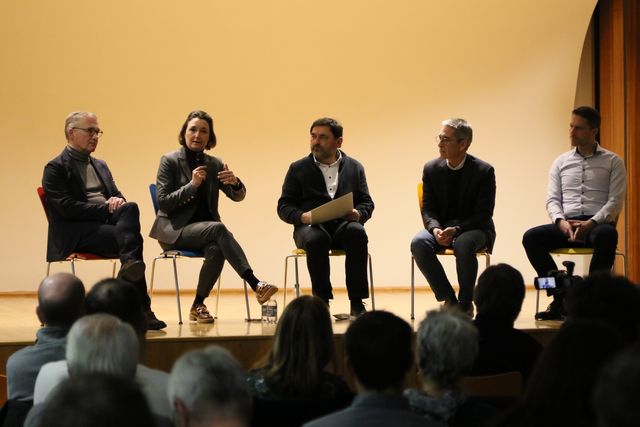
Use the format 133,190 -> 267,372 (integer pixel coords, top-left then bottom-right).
178,110 -> 217,150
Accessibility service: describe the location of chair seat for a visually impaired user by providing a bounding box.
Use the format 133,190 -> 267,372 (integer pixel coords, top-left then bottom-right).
291,249 -> 347,256
549,247 -> 596,255
65,252 -> 117,261
435,248 -> 490,256
160,249 -> 204,258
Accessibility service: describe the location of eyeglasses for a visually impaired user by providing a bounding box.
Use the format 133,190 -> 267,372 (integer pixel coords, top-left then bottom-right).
435,134 -> 459,143
73,127 -> 104,138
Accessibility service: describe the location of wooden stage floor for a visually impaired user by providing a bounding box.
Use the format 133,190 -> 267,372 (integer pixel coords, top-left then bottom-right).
0,287 -> 561,375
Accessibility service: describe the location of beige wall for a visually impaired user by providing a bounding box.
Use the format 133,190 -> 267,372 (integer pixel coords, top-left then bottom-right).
0,0 -> 597,292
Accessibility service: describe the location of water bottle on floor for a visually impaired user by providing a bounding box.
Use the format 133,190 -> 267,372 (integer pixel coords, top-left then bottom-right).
262,299 -> 277,323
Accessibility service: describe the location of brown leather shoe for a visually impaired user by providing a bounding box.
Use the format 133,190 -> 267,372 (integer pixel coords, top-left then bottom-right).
190,304 -> 214,324
255,282 -> 278,305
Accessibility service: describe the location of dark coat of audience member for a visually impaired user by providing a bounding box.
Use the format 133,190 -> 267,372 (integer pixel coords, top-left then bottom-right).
28,373 -> 156,427
305,311 -> 443,427
565,271 -> 640,343
593,343 -> 640,427
247,296 -> 353,427
495,320 -> 624,427
404,309 -> 496,427
471,264 -> 542,382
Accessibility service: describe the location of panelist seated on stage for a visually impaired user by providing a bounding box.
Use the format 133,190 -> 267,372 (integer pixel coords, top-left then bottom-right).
277,117 -> 374,317
42,111 -> 165,330
522,106 -> 626,320
149,110 -> 277,324
410,118 -> 496,316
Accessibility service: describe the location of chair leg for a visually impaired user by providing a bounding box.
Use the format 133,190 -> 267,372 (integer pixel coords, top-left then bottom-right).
411,256 -> 415,320
283,255 -> 290,307
70,258 -> 77,275
214,276 -> 222,319
171,256 -> 183,325
535,288 -> 540,315
484,253 -> 490,269
368,253 -> 375,311
110,260 -> 117,278
149,257 -> 160,299
294,256 -> 301,298
46,262 -> 51,277
243,280 -> 254,321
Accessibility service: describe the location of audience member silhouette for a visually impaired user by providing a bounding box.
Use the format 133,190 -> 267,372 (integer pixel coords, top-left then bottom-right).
471,264 -> 542,381
305,310 -> 443,427
247,295 -> 352,426
404,308 -> 496,426
169,345 -> 252,427
495,320 -> 624,427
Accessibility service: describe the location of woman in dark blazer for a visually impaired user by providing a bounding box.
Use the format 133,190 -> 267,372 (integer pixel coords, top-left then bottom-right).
149,110 -> 277,323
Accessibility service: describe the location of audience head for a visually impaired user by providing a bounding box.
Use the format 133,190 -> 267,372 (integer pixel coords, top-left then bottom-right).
31,373 -> 154,427
416,308 -> 478,390
179,110 -> 216,150
169,345 -> 251,427
510,320 -> 623,427
565,271 -> 640,343
36,273 -> 85,329
264,295 -> 336,395
594,344 -> 640,427
441,118 -> 473,144
345,310 -> 413,392
310,117 -> 343,139
85,278 -> 148,340
474,263 -> 525,323
66,313 -> 139,380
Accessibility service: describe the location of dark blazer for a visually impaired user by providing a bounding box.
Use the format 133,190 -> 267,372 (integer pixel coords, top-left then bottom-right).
277,151 -> 374,227
421,154 -> 496,252
42,148 -> 124,261
149,147 -> 246,244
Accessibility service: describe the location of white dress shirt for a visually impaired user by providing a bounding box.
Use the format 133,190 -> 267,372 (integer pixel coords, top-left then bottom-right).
314,151 -> 342,199
546,145 -> 626,225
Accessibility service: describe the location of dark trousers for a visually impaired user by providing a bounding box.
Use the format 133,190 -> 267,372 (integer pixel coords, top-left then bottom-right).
293,220 -> 369,301
410,229 -> 488,303
522,222 -> 618,276
161,221 -> 253,298
74,202 -> 150,307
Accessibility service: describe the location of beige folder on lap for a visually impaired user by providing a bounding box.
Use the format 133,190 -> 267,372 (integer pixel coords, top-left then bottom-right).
309,192 -> 354,225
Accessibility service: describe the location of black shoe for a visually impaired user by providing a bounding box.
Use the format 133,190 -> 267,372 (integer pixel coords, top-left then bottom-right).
350,300 -> 366,318
118,260 -> 146,283
535,302 -> 563,321
146,310 -> 167,330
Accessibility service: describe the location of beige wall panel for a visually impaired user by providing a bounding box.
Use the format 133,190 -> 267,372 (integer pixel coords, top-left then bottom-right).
0,0 -> 596,292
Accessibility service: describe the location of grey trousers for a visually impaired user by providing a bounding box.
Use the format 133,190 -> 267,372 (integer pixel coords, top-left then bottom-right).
161,221 -> 252,298
410,228 -> 488,303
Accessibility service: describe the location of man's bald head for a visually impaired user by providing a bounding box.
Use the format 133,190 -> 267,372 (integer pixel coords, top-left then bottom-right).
37,273 -> 85,328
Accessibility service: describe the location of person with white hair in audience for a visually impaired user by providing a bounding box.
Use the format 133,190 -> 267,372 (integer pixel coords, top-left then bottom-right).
168,345 -> 252,427
404,308 -> 496,427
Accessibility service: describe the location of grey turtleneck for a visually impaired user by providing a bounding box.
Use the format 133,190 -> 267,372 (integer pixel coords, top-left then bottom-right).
66,145 -> 108,205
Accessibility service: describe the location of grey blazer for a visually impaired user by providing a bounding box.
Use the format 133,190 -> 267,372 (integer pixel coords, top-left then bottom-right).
149,147 -> 246,244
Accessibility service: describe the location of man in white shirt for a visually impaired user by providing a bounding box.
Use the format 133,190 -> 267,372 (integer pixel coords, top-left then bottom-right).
522,106 -> 626,319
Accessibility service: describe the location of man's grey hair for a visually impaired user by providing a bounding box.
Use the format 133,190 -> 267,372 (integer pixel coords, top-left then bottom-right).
64,111 -> 96,139
442,118 -> 473,144
66,313 -> 139,380
168,345 -> 251,425
416,309 -> 479,389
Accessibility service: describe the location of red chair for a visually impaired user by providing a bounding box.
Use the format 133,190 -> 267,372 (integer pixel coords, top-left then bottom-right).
37,186 -> 118,277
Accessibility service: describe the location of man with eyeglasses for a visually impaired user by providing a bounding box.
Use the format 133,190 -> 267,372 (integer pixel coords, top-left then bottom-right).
410,118 -> 496,316
41,111 -> 166,330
